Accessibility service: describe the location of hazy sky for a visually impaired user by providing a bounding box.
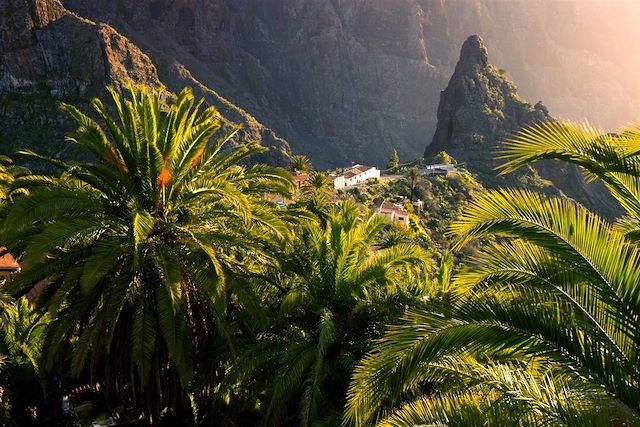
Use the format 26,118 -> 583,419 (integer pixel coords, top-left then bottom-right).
473,0 -> 640,129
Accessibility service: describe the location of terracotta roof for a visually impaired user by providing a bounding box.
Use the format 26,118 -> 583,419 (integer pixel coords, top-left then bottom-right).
378,201 -> 408,216
0,248 -> 19,271
351,164 -> 372,173
292,173 -> 309,183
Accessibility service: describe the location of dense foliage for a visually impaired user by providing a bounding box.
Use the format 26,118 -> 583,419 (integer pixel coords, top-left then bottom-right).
0,86 -> 638,427
345,121 -> 640,426
1,86 -> 298,424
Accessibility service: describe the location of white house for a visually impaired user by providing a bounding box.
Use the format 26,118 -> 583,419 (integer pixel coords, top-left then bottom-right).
377,201 -> 410,226
419,163 -> 457,175
332,164 -> 380,190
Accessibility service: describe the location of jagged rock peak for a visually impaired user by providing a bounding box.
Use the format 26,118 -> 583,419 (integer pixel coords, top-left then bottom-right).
425,33 -> 550,168
456,34 -> 489,70
13,0 -> 67,30
424,33 -> 619,218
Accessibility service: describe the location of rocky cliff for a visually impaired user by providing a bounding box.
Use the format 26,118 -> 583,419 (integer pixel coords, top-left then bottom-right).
1,0 -> 159,97
0,0 -> 290,165
426,35 -> 619,217
59,0 -> 449,167
59,0 -> 640,168
426,35 -> 550,179
4,0 -> 639,171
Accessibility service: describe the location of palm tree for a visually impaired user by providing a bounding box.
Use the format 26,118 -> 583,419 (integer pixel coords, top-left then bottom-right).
405,167 -> 420,201
238,201 -> 428,426
2,86 -> 296,423
303,171 -> 331,195
290,154 -> 311,173
291,172 -> 334,223
343,121 -> 640,426
0,156 -> 29,203
0,297 -> 49,425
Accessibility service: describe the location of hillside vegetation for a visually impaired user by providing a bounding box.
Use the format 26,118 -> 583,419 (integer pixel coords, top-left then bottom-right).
0,86 -> 639,426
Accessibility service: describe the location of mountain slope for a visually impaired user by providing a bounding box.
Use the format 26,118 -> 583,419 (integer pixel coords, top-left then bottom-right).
0,0 -> 290,165
60,0 -> 640,168
426,35 -> 619,217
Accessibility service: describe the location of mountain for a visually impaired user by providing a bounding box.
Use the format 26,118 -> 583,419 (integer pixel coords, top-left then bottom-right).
426,35 -> 619,218
58,0 -> 640,168
4,1 -> 639,171
0,0 -> 290,165
426,35 -> 550,179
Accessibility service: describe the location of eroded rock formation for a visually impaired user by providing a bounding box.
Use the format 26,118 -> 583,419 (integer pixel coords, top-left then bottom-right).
0,0 -> 290,164
60,0 -> 640,168
426,35 -> 619,217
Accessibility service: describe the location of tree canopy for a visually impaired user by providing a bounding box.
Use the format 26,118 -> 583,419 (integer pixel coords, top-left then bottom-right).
1,86 -> 638,427
344,121 -> 640,427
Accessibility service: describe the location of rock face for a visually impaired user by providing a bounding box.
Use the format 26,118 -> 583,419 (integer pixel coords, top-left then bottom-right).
1,0 -> 160,97
60,0 -> 451,167
426,35 -> 620,217
426,35 -> 550,178
4,0 -> 640,172
60,0 -> 640,169
0,0 -> 290,165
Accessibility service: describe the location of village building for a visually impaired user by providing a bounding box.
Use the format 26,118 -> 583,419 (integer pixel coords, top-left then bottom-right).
331,164 -> 380,190
419,163 -> 457,176
292,172 -> 309,190
0,248 -> 20,282
377,201 -> 410,226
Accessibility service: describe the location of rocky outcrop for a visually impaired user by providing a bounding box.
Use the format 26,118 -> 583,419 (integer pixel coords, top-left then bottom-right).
0,0 -> 290,164
426,35 -> 620,217
1,0 -> 160,97
60,0 -> 450,167
4,0 -> 639,172
426,35 -> 550,177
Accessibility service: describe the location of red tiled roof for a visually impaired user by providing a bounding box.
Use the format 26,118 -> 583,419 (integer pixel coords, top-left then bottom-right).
378,201 -> 408,216
338,165 -> 375,180
0,248 -> 19,270
292,173 -> 309,183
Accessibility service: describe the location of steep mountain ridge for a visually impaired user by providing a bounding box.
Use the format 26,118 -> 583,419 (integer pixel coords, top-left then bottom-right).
1,0 -> 160,97
426,35 -> 550,178
60,0 -> 640,168
61,0 -> 450,166
0,0 -> 290,164
427,35 -> 619,217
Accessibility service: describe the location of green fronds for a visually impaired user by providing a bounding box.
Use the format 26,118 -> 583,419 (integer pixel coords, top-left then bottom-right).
451,189 -> 640,333
290,154 -> 312,173
259,201 -> 428,426
500,120 -> 640,219
1,85 -> 297,422
345,119 -> 640,427
374,375 -> 636,427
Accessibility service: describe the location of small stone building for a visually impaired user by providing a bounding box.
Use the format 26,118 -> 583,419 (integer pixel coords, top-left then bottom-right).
377,201 -> 410,226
